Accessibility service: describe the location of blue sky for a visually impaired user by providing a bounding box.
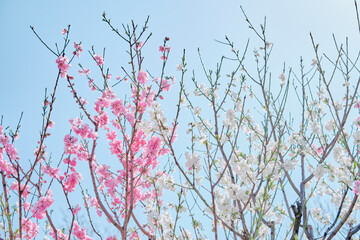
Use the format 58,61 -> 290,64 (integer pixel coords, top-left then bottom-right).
1,0 -> 359,129
1,0 -> 360,238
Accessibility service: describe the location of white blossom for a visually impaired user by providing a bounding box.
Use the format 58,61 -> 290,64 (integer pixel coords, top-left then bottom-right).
185,152 -> 202,174
176,63 -> 184,71
279,73 -> 286,87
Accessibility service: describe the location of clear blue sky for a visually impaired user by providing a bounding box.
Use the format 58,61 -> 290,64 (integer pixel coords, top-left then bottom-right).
0,0 -> 359,238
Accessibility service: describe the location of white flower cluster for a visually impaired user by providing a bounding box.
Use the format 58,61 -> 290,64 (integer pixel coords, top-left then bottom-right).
148,102 -> 173,140
310,207 -> 331,225
185,152 -> 202,174
145,199 -> 174,238
223,109 -> 237,130
279,73 -> 286,87
158,173 -> 176,192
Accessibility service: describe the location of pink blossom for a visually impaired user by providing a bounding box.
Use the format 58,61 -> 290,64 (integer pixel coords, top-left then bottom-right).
73,222 -> 92,240
94,97 -> 111,113
160,55 -> 168,61
88,197 -> 102,217
11,182 -> 30,198
64,171 -> 82,192
106,236 -> 118,240
70,118 -> 97,139
42,165 -> 60,178
61,29 -> 67,34
159,46 -> 165,52
24,201 -> 30,210
134,41 -> 143,50
354,116 -> 360,128
50,229 -> 68,240
83,68 -> 90,75
88,79 -> 96,91
56,56 -> 71,78
312,144 -> 324,155
111,99 -> 125,116
137,70 -> 148,84
73,204 -> 81,214
109,139 -> 124,157
106,130 -> 117,141
160,78 -> 171,91
130,232 -> 139,240
144,136 -> 162,165
131,129 -> 146,152
77,148 -> 89,161
5,143 -> 19,160
48,120 -> 55,128
31,191 -> 54,219
354,180 -> 360,195
22,218 -> 39,239
64,134 -> 79,155
94,111 -> 109,127
94,54 -> 104,66
73,42 -> 83,57
0,159 -> 17,176
102,88 -> 116,100
355,100 -> 360,108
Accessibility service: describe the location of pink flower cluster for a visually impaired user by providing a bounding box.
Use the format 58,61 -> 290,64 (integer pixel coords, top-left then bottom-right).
131,86 -> 155,114
69,118 -> 97,140
42,165 -> 60,179
56,56 -> 71,78
0,126 -> 18,176
50,229 -> 68,240
31,190 -> 54,219
86,196 -> 102,217
73,222 -> 92,240
137,70 -> 148,84
63,171 -> 82,192
22,218 -> 39,240
79,68 -> 90,76
94,54 -> 104,66
11,182 -> 30,199
159,44 -> 171,61
111,99 -> 135,126
73,42 -> 83,57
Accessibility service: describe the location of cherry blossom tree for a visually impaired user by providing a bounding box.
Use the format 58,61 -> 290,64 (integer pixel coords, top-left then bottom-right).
2,3 -> 360,240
